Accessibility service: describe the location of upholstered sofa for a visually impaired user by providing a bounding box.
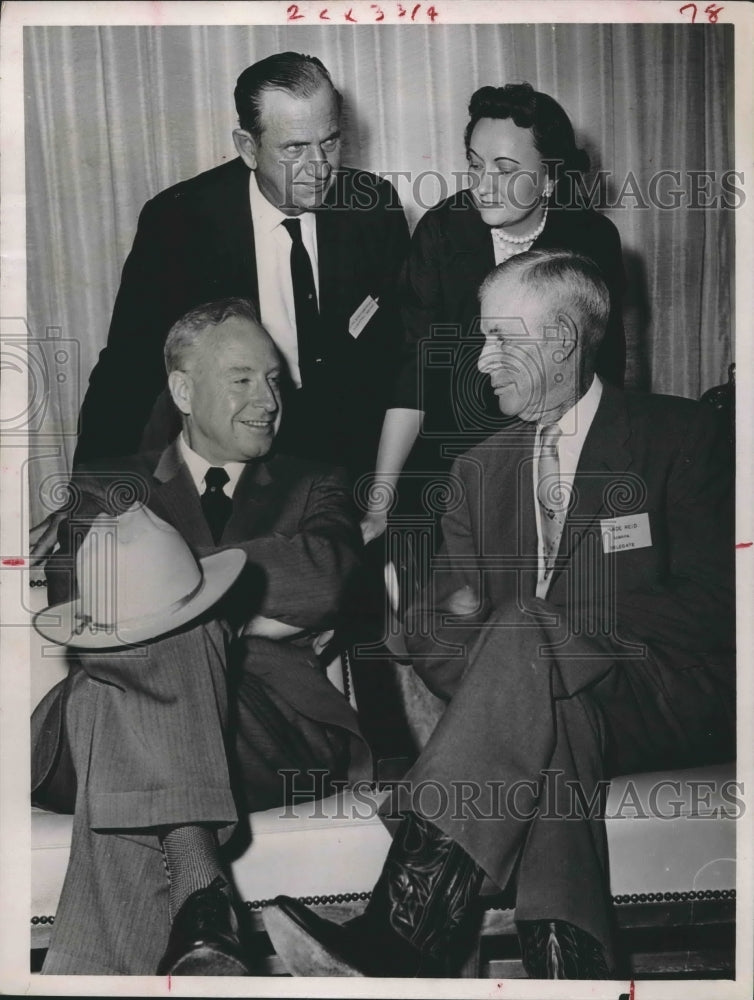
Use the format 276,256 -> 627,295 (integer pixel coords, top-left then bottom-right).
30,573 -> 736,978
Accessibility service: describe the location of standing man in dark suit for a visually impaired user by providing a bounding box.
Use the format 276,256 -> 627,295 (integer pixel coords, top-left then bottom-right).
73,51 -> 409,477
262,250 -> 735,978
31,298 -> 368,975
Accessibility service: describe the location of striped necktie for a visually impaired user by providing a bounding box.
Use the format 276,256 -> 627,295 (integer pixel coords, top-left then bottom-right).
537,424 -> 565,578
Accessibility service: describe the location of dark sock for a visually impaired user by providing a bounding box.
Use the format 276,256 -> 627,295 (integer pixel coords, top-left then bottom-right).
160,824 -> 224,920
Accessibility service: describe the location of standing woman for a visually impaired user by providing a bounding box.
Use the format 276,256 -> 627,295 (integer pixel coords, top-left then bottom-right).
362,83 -> 625,543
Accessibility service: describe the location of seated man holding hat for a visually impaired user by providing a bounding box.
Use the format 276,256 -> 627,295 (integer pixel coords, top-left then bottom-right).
31,297 -> 367,975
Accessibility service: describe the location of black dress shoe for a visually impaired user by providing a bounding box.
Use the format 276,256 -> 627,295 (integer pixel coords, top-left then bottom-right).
157,876 -> 250,976
517,919 -> 611,979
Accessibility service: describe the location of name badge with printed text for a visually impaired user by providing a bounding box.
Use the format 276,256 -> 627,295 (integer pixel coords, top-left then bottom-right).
348,295 -> 379,338
601,512 -> 652,554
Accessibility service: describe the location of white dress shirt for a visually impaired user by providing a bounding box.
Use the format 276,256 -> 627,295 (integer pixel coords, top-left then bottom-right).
248,172 -> 319,388
532,375 -> 603,598
178,433 -> 245,499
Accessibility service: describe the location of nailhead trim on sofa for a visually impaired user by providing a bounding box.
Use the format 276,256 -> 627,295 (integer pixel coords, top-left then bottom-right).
30,886 -> 736,927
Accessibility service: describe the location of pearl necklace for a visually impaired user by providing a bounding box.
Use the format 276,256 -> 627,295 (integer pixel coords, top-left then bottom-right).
492,204 -> 549,245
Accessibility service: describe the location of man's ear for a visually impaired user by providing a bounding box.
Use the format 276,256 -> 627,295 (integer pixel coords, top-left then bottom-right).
554,313 -> 578,362
232,129 -> 258,170
168,370 -> 192,416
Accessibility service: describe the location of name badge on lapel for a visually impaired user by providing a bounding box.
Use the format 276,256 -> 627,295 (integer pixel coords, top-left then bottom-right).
348,295 -> 379,338
601,512 -> 652,554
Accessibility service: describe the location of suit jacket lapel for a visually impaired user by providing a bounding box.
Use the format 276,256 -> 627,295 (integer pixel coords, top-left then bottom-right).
315,197 -> 343,322
222,459 -> 274,544
152,441 -> 214,547
482,423 -> 538,603
208,158 -> 259,305
151,442 -> 280,548
551,383 -> 633,585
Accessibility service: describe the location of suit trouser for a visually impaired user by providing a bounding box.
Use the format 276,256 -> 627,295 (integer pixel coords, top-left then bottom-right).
385,601 -> 735,965
41,622 -> 351,975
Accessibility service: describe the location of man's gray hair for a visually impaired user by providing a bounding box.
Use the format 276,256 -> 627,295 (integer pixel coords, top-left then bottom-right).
479,249 -> 611,366
164,298 -> 261,373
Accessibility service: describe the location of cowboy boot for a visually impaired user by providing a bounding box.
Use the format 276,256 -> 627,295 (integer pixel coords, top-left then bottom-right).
263,811 -> 485,977
517,919 -> 612,979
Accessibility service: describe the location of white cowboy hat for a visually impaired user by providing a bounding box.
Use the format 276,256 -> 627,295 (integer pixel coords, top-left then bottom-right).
33,503 -> 246,648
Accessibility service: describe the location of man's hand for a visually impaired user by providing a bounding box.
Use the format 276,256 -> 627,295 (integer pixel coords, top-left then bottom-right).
444,584 -> 481,616
29,509 -> 66,566
240,615 -> 305,640
239,617 -> 335,657
311,628 -> 335,656
360,510 -> 388,545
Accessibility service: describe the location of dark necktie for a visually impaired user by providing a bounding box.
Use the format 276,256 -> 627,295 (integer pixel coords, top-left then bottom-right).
281,217 -> 323,386
201,467 -> 232,543
537,424 -> 566,579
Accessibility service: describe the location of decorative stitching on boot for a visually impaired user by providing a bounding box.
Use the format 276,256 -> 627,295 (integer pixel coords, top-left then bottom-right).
382,812 -> 484,961
518,919 -> 611,979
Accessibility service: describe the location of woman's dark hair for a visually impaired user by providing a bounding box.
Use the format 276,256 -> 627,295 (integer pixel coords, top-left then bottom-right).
234,52 -> 343,136
464,82 -> 590,191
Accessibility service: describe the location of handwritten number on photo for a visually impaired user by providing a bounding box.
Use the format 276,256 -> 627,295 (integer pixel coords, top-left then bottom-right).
679,3 -> 724,23
287,2 -> 440,22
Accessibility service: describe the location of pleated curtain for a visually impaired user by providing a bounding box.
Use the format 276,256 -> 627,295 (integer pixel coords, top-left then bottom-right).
23,23 -> 734,524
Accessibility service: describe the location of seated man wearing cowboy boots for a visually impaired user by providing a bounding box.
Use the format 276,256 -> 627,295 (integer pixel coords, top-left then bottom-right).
262,250 -> 735,978
31,297 -> 367,975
